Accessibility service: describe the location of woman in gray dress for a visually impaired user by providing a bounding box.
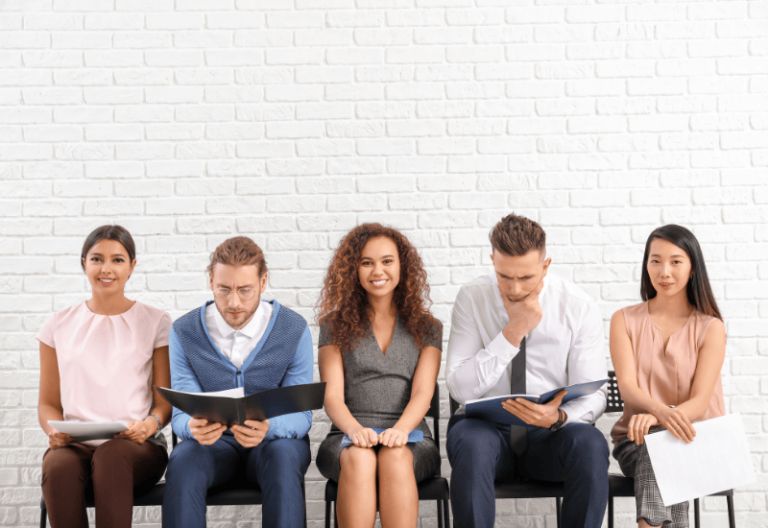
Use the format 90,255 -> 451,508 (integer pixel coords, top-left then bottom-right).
316,223 -> 442,528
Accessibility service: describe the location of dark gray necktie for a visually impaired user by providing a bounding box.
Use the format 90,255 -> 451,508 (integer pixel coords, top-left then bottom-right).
509,336 -> 527,455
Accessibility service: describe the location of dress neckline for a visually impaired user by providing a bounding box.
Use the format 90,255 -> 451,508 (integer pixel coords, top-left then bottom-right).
644,301 -> 695,343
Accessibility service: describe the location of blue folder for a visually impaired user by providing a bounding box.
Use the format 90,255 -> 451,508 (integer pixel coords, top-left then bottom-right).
340,428 -> 424,447
464,378 -> 610,426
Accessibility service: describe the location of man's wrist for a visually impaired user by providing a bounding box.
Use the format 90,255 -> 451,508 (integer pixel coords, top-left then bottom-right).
502,326 -> 525,347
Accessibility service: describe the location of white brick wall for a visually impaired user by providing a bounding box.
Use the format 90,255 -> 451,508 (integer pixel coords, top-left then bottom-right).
0,1 -> 767,527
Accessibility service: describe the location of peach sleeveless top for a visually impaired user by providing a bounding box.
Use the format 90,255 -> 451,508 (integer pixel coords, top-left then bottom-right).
610,301 -> 725,444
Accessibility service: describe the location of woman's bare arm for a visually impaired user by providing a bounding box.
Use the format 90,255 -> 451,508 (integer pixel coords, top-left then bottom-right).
677,319 -> 726,421
392,345 -> 441,434
38,342 -> 65,434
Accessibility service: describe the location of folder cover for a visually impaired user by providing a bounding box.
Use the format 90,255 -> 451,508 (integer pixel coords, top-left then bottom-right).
340,428 -> 424,448
464,378 -> 610,426
157,382 -> 326,427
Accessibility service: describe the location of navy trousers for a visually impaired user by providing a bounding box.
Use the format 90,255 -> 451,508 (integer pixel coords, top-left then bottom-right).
447,414 -> 609,528
163,434 -> 311,528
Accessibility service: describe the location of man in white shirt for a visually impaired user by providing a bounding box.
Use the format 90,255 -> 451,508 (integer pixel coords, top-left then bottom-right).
446,214 -> 609,528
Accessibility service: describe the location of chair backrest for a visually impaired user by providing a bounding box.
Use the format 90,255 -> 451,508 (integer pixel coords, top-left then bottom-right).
449,394 -> 459,417
605,370 -> 624,414
428,383 -> 441,456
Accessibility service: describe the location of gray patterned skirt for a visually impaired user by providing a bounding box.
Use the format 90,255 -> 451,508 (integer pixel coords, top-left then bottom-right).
613,426 -> 689,527
316,419 -> 441,483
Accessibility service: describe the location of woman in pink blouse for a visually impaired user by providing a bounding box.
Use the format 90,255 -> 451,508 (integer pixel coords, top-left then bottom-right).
37,225 -> 172,528
610,225 -> 726,528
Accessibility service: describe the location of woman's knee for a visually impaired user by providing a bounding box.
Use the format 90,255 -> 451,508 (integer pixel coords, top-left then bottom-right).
377,446 -> 415,478
339,446 -> 377,479
42,447 -> 87,488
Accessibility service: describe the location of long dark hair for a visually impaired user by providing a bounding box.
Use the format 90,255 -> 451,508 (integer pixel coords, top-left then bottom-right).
640,224 -> 722,321
80,225 -> 136,270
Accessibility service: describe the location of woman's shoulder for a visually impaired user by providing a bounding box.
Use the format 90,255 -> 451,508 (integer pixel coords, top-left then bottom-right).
49,301 -> 88,324
132,301 -> 171,320
611,301 -> 646,323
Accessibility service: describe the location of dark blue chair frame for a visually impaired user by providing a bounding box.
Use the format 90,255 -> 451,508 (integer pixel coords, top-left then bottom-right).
39,431 -> 307,528
324,383 -> 451,528
605,370 -> 736,528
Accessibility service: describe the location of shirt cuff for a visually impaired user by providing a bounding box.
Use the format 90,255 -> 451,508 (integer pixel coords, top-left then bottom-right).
485,331 -> 521,364
560,400 -> 585,425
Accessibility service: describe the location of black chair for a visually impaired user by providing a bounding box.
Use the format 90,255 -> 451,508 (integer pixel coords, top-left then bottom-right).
40,431 -> 308,528
605,370 -> 736,528
324,383 -> 451,528
448,396 -> 565,528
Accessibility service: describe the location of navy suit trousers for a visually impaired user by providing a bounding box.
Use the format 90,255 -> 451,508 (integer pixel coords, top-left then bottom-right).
163,434 -> 310,528
447,414 -> 609,528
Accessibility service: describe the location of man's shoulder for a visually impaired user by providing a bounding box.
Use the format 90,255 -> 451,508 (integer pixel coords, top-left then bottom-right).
545,274 -> 597,309
271,301 -> 308,329
172,305 -> 204,334
457,273 -> 497,300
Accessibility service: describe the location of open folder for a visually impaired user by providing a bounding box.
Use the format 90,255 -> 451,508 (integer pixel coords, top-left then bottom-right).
645,413 -> 756,506
157,382 -> 326,427
464,378 -> 610,426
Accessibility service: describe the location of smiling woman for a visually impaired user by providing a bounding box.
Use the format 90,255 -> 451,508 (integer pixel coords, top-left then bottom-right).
37,225 -> 172,528
315,223 -> 443,528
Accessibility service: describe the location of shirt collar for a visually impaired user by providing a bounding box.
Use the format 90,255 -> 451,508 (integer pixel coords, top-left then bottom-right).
212,301 -> 264,339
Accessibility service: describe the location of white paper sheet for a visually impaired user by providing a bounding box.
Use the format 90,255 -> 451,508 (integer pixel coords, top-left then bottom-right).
644,413 -> 755,506
48,420 -> 129,439
158,386 -> 245,398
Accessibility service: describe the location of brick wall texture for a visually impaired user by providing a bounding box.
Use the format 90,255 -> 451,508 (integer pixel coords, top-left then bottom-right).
0,0 -> 767,526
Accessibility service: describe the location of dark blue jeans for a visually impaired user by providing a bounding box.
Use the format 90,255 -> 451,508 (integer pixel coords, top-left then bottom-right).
447,414 -> 609,528
162,434 -> 310,528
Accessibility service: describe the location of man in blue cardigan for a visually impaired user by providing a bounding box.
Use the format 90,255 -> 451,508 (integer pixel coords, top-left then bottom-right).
163,237 -> 313,528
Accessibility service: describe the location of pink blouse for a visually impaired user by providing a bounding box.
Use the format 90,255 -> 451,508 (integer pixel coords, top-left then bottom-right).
610,301 -> 725,444
37,301 -> 171,434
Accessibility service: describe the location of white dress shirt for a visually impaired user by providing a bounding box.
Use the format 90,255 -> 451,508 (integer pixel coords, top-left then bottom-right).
446,272 -> 608,425
205,301 -> 274,369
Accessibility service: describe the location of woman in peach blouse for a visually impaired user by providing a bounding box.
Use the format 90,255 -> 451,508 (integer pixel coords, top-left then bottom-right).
610,225 -> 726,528
37,226 -> 172,528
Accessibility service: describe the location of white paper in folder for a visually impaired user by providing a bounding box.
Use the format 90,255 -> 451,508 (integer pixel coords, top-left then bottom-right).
644,413 -> 755,507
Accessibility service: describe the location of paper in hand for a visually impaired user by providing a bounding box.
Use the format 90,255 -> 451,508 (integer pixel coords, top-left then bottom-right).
48,420 -> 129,442
644,413 -> 756,506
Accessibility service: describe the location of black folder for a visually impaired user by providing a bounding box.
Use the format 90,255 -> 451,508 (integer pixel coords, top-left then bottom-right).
156,382 -> 326,427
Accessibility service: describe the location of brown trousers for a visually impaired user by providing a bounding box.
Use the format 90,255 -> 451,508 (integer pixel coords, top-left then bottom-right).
41,438 -> 168,528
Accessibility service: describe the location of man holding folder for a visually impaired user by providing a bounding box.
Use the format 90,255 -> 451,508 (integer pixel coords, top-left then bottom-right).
445,214 -> 610,528
163,236 -> 313,528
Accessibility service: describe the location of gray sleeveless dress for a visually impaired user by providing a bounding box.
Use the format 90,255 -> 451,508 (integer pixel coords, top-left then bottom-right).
316,317 -> 442,483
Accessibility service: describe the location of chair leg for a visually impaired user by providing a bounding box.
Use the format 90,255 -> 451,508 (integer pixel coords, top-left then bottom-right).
727,493 -> 736,528
694,498 -> 700,528
325,498 -> 331,528
334,501 -> 339,528
444,498 -> 450,528
555,497 -> 562,528
608,496 -> 614,528
436,499 -> 443,528
40,501 -> 47,528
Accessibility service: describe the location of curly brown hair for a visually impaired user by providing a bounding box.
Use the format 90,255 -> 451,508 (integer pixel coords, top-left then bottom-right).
316,223 -> 439,354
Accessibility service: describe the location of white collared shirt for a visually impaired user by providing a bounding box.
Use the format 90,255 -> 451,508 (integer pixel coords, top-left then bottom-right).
205,301 -> 274,369
446,273 -> 608,425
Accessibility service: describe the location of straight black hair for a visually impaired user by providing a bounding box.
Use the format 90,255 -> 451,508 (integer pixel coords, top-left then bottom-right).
640,224 -> 722,321
80,225 -> 136,270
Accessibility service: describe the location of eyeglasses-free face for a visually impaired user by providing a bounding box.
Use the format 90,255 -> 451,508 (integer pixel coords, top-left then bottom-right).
82,239 -> 136,296
209,263 -> 268,330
